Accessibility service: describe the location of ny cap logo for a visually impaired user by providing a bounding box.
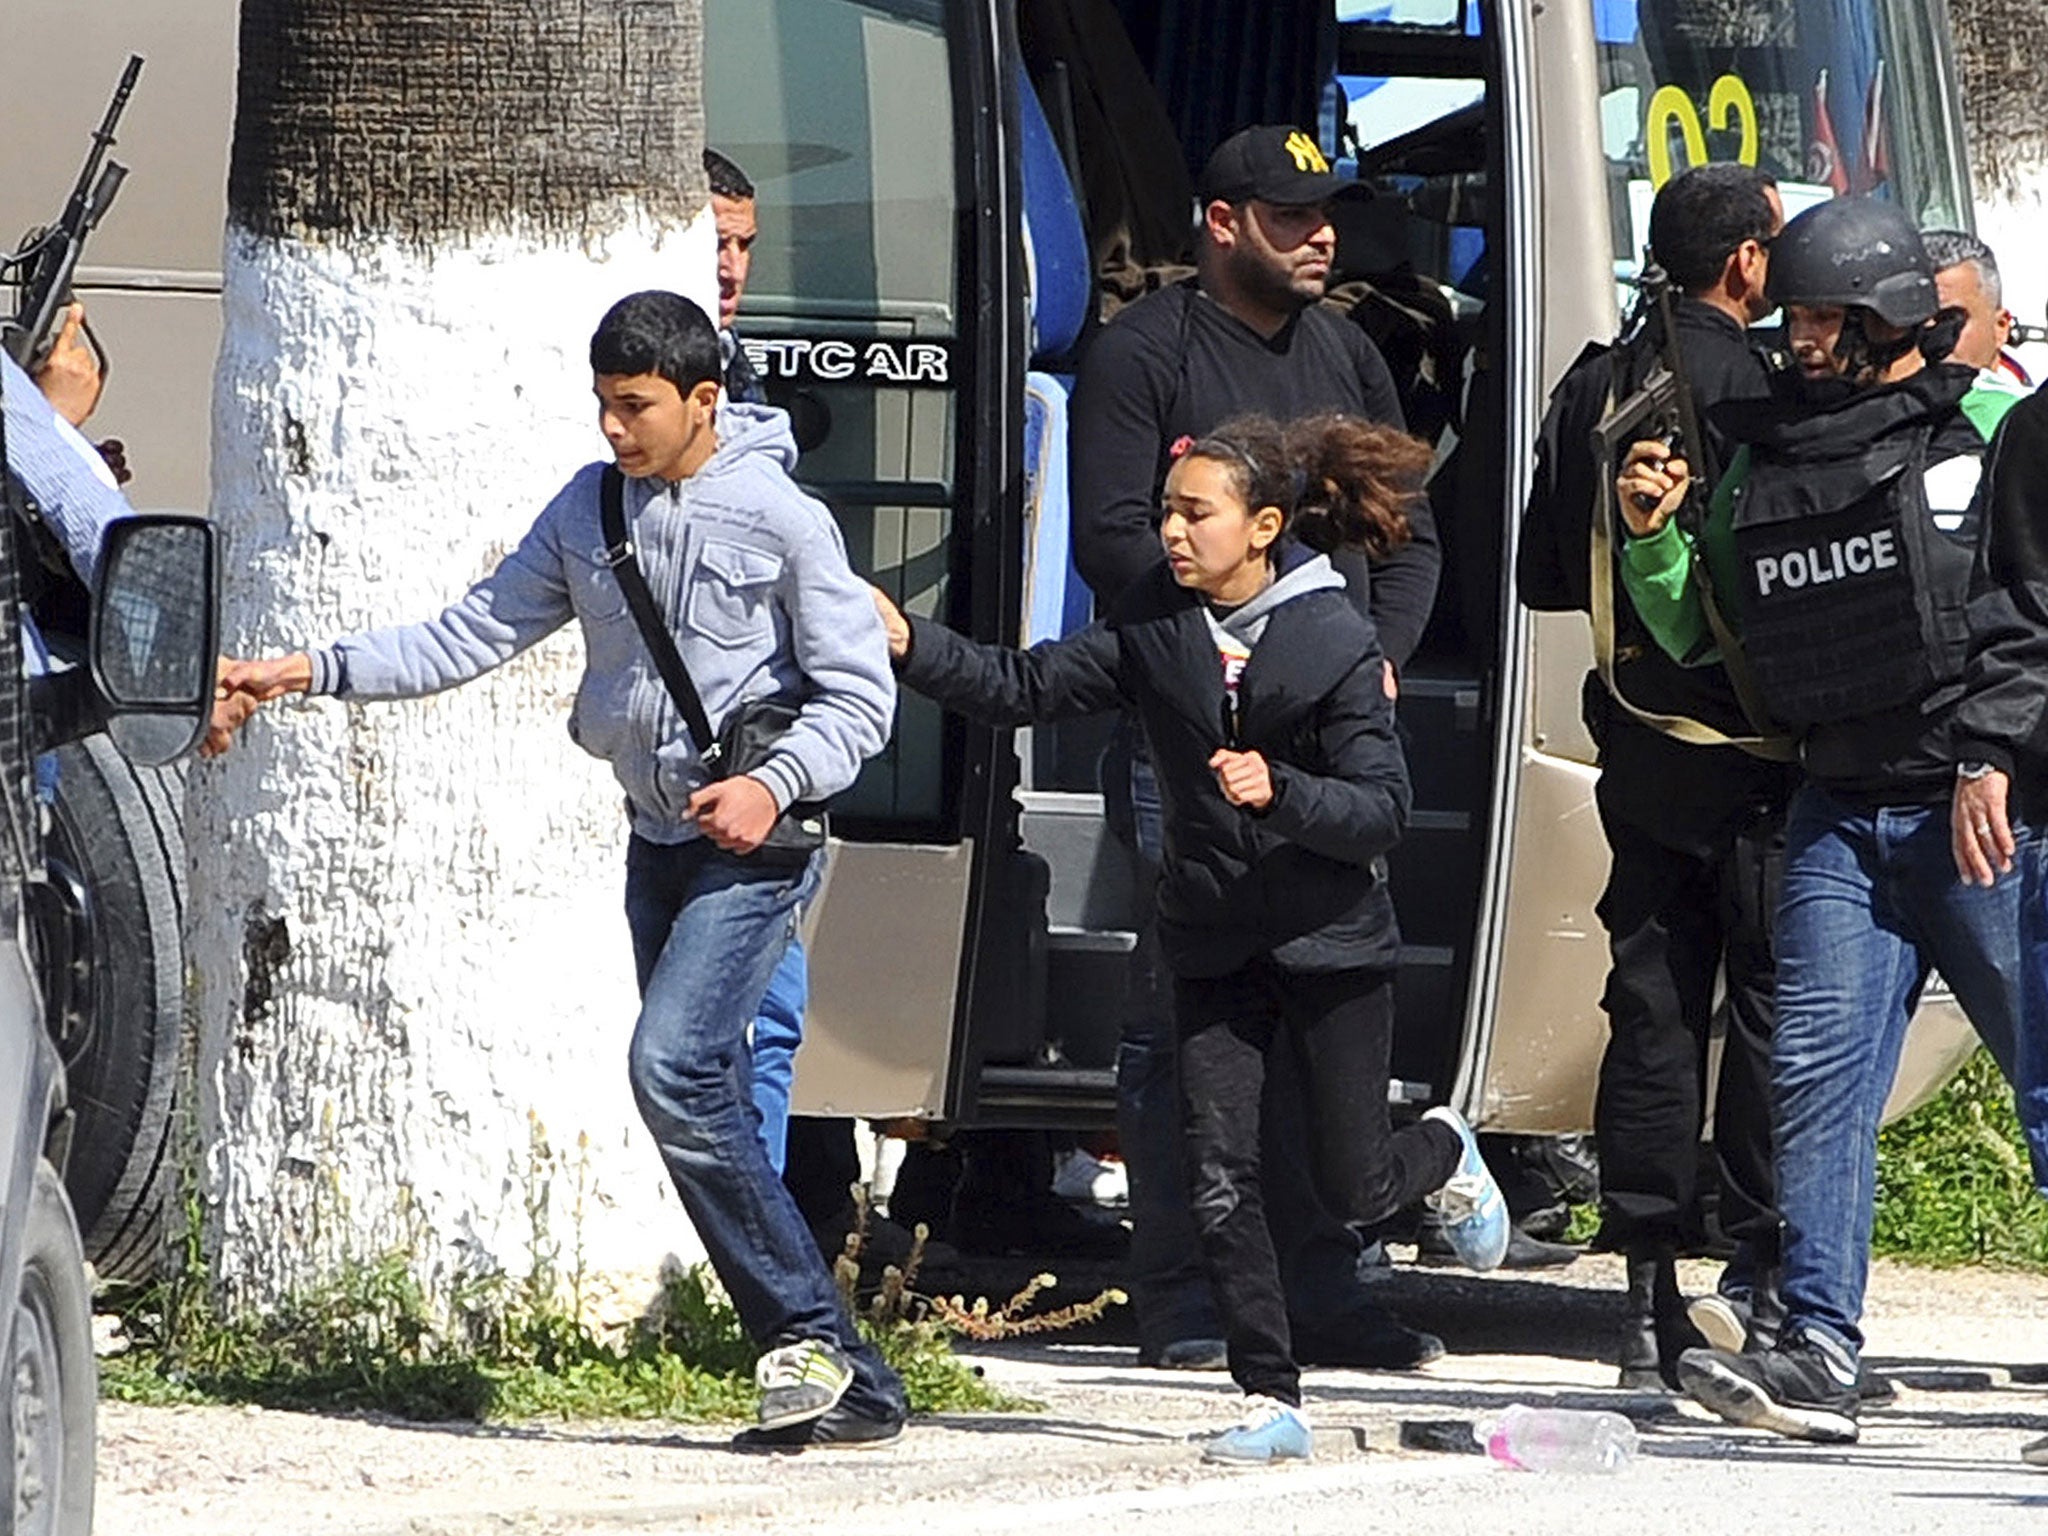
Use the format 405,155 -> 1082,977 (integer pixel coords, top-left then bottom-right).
1283,131 -> 1328,173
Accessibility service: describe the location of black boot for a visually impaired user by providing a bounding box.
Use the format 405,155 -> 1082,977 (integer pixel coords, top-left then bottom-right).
1745,1263 -> 1785,1353
1618,1251 -> 1703,1391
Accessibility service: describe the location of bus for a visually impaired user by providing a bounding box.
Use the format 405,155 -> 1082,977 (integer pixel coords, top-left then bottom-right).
0,2 -> 1984,1257
694,0 -> 1980,1132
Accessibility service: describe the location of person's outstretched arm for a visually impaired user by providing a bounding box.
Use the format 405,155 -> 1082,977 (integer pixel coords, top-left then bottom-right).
874,588 -> 1126,725
216,477 -> 583,714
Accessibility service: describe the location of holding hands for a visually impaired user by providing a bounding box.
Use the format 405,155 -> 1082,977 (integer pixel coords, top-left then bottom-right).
203,652 -> 313,758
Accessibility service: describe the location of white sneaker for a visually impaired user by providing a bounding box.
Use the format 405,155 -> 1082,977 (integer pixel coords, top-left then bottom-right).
1052,1147 -> 1129,1206
1202,1394 -> 1313,1465
1420,1106 -> 1510,1271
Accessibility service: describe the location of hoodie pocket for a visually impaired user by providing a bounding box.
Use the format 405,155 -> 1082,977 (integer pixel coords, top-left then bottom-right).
687,539 -> 783,649
564,545 -> 631,627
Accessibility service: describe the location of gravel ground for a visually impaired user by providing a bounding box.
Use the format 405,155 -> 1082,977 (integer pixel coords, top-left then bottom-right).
97,1253 -> 2048,1535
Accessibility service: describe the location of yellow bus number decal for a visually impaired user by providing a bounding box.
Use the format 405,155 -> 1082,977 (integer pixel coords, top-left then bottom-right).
1647,75 -> 1760,188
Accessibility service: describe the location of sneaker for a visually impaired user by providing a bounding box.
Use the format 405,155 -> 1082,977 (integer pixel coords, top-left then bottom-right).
1687,1293 -> 1749,1355
1052,1147 -> 1130,1206
1294,1305 -> 1445,1370
1201,1394 -> 1313,1466
1858,1365 -> 1897,1407
1137,1336 -> 1229,1371
755,1340 -> 855,1430
2023,1432 -> 2048,1467
1420,1107 -> 1511,1271
1677,1334 -> 1860,1444
732,1401 -> 906,1453
1417,1216 -> 1578,1270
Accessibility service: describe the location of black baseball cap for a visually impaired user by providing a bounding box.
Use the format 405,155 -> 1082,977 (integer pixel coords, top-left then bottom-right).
1194,125 -> 1341,207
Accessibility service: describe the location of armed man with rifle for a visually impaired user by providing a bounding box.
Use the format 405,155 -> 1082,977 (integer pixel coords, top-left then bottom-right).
1611,195 -> 2026,1448
5,54 -> 144,513
1518,163 -> 1793,1394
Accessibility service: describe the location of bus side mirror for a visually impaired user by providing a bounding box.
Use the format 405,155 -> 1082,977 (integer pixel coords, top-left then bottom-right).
89,513 -> 220,767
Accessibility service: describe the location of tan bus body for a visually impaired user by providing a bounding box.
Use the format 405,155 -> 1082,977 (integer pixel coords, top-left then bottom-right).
1,0 -> 1980,1135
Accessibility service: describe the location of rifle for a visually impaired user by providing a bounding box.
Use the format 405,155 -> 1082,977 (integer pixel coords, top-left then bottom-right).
1,54 -> 145,375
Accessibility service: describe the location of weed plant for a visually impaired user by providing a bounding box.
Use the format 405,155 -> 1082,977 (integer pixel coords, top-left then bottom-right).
1873,1048 -> 2048,1269
99,1153 -> 1113,1421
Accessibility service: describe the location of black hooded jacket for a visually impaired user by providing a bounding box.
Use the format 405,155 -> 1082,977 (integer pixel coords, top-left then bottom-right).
896,544 -> 1410,979
1952,387 -> 2048,806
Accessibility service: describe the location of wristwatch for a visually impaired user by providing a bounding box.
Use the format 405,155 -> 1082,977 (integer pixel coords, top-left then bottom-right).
1957,761 -> 1999,781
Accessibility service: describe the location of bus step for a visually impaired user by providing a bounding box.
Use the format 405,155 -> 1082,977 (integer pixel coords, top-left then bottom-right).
1047,925 -> 1137,953
1408,809 -> 1471,834
977,1064 -> 1430,1108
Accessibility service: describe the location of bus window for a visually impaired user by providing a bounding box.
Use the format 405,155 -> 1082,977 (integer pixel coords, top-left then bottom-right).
1592,0 -> 1974,294
704,0 -> 962,833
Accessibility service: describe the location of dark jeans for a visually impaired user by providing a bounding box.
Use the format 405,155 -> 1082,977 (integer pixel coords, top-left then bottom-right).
623,835 -> 905,1420
1108,725 -> 1386,1353
1176,961 -> 1462,1405
1772,786 -> 2028,1357
1593,787 -> 1785,1259
2021,818 -> 2048,1192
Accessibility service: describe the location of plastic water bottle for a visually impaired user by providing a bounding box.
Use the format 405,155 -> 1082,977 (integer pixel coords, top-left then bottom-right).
1476,1404 -> 1639,1472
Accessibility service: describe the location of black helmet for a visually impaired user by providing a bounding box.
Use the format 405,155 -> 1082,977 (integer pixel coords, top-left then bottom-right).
1765,197 -> 1937,327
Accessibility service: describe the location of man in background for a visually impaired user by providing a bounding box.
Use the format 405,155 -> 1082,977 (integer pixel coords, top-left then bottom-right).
707,147 -> 765,406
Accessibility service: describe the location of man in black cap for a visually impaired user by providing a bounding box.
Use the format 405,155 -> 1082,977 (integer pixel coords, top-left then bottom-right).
1071,124 -> 1427,658
1067,124 -> 1437,1375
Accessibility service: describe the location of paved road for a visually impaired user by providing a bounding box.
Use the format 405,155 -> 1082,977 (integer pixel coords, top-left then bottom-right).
98,1254 -> 2048,1535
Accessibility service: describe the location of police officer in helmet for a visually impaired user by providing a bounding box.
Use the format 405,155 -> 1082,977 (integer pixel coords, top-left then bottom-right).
1616,195 -> 2027,1447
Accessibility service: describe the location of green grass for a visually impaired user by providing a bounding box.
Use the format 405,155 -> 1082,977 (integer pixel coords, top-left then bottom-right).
99,1232 -> 1047,1422
1873,1048 -> 2048,1270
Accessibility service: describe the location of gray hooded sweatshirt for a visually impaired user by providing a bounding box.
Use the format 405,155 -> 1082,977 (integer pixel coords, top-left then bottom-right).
307,403 -> 895,845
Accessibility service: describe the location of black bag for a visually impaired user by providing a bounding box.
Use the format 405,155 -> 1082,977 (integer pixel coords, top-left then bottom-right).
598,465 -> 827,856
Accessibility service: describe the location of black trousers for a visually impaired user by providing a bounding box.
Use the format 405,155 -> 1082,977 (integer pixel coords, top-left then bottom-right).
1592,726 -> 1790,1259
1176,961 -> 1462,1405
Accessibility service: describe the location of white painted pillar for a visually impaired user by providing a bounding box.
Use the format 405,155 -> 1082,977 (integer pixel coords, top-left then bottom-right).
189,214 -> 720,1309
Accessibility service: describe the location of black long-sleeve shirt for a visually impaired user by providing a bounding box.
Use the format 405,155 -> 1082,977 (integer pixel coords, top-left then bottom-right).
1067,280 -> 1435,667
1953,387 -> 2048,796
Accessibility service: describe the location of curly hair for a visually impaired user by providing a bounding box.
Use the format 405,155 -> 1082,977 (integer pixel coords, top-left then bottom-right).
1178,412 -> 1431,562
1283,413 -> 1433,558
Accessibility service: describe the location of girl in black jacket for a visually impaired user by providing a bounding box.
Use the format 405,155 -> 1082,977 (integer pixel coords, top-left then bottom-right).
873,413 -> 1509,1465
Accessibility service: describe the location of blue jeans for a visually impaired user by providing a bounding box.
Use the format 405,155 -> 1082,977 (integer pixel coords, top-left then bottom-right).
623,835 -> 904,1418
2018,821 -> 2048,1193
750,940 -> 808,1175
1772,785 -> 2029,1357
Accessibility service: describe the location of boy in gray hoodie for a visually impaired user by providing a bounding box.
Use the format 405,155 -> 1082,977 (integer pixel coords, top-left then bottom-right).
215,290 -> 905,1449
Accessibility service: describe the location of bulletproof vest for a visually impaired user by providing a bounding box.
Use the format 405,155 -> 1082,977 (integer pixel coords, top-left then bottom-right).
1727,369 -> 1976,729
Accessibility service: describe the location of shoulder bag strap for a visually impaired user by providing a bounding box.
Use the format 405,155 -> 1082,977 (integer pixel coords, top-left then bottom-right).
598,465 -> 721,762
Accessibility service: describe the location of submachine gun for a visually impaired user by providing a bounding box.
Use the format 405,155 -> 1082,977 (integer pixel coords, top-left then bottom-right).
1,53 -> 145,376
1587,257 -> 1791,756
